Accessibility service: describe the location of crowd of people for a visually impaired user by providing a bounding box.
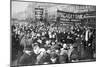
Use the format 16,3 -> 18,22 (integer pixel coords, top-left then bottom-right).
11,21 -> 96,66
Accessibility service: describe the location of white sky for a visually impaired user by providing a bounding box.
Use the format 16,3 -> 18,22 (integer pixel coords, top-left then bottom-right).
11,1 -> 30,17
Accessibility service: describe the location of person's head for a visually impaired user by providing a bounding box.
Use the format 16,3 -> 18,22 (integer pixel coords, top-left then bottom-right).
52,42 -> 55,45
63,43 -> 67,48
55,49 -> 60,55
46,40 -> 51,45
46,49 -> 51,54
42,32 -> 45,36
69,44 -> 73,49
26,33 -> 30,37
37,39 -> 42,44
33,44 -> 40,54
50,51 -> 57,59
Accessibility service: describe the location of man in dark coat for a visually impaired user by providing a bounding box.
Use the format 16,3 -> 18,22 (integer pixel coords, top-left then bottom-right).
18,35 -> 36,66
18,48 -> 37,66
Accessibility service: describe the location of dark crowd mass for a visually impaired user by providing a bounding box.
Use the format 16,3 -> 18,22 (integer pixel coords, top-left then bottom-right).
11,20 -> 96,66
